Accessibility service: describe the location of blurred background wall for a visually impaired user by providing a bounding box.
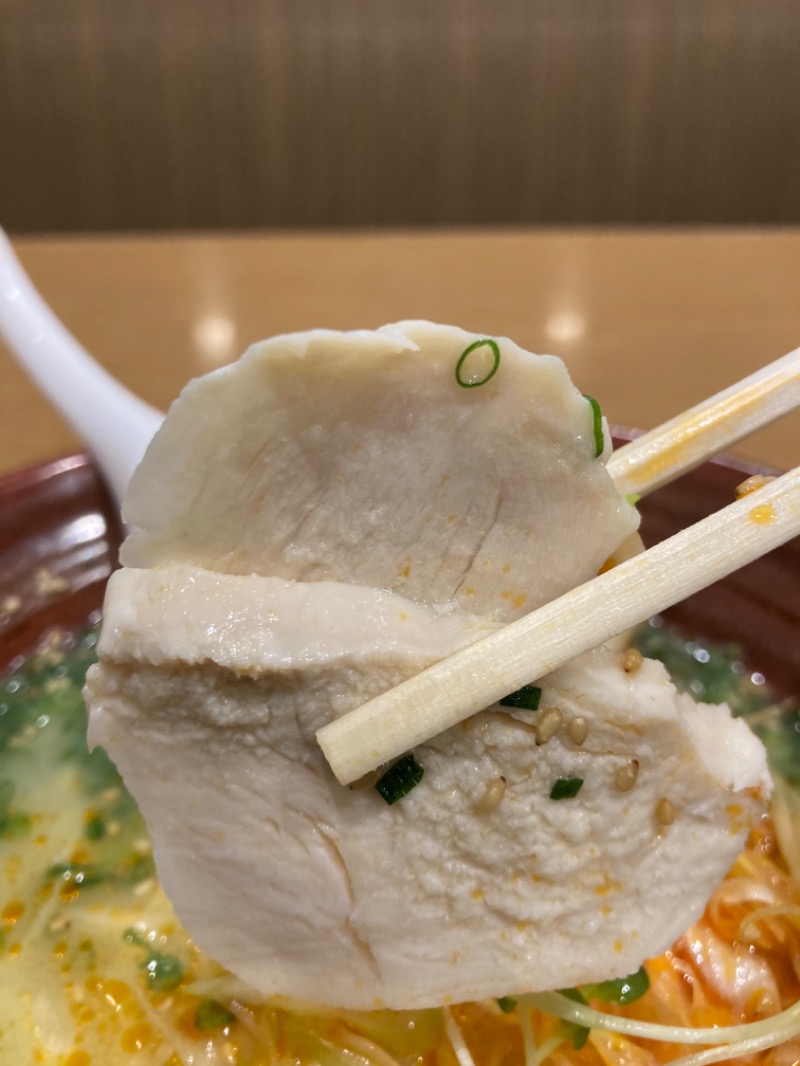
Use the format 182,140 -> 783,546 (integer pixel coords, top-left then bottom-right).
2,0 -> 799,233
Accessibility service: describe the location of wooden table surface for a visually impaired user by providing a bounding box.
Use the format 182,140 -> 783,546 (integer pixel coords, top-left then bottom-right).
2,229 -> 799,479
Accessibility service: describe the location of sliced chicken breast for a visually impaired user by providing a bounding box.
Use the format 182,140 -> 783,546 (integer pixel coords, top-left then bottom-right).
84,321 -> 769,1010
86,568 -> 769,1008
121,321 -> 638,621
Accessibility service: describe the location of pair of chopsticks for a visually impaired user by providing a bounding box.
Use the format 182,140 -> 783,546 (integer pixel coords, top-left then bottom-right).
317,346 -> 800,786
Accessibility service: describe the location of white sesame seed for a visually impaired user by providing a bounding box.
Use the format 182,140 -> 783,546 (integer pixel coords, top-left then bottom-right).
656,797 -> 676,825
618,647 -> 643,675
535,707 -> 563,746
474,776 -> 507,814
567,716 -> 588,745
614,759 -> 639,792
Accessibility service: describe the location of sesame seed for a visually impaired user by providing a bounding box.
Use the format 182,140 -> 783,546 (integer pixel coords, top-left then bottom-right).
535,707 -> 563,746
475,776 -> 507,814
735,474 -> 775,500
656,797 -> 675,825
614,759 -> 639,792
618,647 -> 643,675
567,716 -> 588,745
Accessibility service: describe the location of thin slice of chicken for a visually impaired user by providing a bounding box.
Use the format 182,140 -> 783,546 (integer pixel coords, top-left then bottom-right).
84,321 -> 769,1010
120,321 -> 638,621
86,566 -> 769,1009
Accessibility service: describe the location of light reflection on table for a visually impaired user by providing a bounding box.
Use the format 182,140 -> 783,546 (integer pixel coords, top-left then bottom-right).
2,228 -> 799,477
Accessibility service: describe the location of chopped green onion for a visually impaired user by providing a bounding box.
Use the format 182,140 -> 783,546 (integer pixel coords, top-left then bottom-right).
455,339 -> 501,388
497,996 -> 517,1013
625,493 -> 641,507
558,989 -> 590,1048
499,684 -> 542,711
123,928 -> 149,950
567,1024 -> 590,1051
0,779 -> 30,839
84,813 -> 106,840
47,860 -> 106,887
124,928 -> 184,992
143,953 -> 181,991
583,394 -> 605,458
1,810 -> 31,839
550,777 -> 583,801
583,966 -> 650,1006
195,999 -> 236,1031
145,952 -> 183,991
375,754 -> 424,805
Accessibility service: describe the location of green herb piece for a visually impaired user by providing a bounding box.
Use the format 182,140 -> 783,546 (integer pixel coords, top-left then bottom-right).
583,394 -> 604,458
0,779 -> 29,839
582,965 -> 650,1006
496,996 -> 517,1013
144,952 -> 183,991
1,811 -> 32,838
499,684 -> 542,711
195,999 -> 236,1031
557,988 -> 590,1049
625,493 -> 641,506
455,339 -> 501,388
550,777 -> 583,801
552,967 -> 649,1049
124,928 -> 184,992
84,813 -> 106,840
47,860 -> 107,888
567,1025 -> 590,1051
123,928 -> 149,950
375,754 -> 424,805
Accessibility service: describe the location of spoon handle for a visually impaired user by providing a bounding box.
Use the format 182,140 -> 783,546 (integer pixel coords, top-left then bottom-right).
0,229 -> 163,504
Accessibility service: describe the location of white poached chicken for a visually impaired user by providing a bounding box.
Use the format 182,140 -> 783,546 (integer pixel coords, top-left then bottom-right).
84,321 -> 770,1009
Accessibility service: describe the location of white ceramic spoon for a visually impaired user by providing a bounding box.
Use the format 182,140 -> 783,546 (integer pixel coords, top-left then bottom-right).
0,229 -> 163,505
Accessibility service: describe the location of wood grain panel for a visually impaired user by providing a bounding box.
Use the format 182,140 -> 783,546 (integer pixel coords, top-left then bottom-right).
1,0 -> 800,230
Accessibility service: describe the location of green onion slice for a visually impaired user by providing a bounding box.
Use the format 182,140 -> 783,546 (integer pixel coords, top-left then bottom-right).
557,989 -> 590,1048
583,394 -> 605,457
144,952 -> 183,991
455,339 -> 501,388
550,777 -> 584,801
582,966 -> 650,1006
195,998 -> 236,1031
497,996 -> 517,1013
499,684 -> 542,711
375,754 -> 424,805
124,927 -> 184,991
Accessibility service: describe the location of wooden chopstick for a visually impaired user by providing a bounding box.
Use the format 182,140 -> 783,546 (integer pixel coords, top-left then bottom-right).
607,346 -> 800,497
317,466 -> 800,785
